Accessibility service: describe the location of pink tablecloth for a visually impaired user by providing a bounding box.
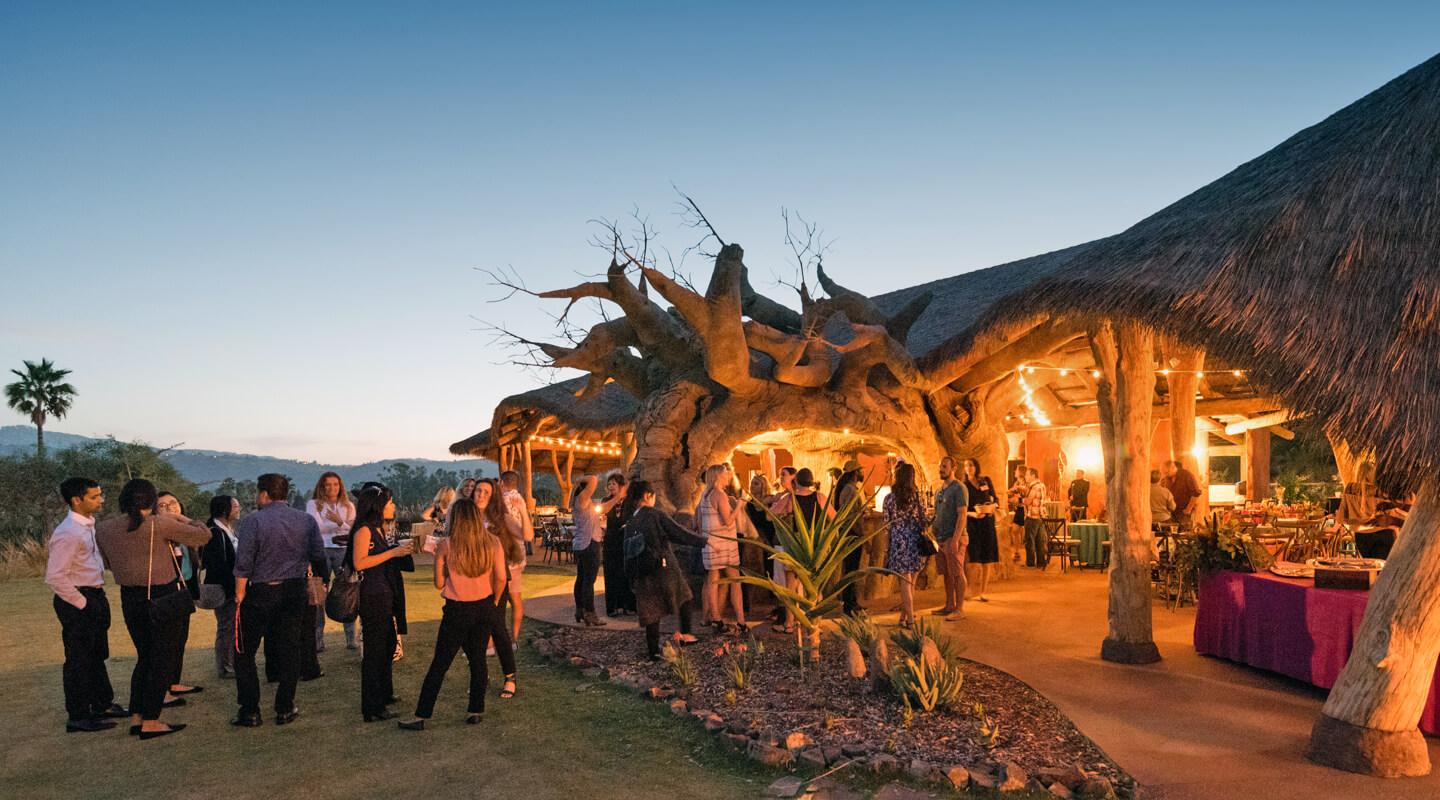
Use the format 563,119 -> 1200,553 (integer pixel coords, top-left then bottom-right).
1194,570 -> 1440,736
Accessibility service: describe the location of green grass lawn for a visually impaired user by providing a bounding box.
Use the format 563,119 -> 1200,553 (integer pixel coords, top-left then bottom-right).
0,565 -> 782,800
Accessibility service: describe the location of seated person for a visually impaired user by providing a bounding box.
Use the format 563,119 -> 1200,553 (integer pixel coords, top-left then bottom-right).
1354,501 -> 1408,560
1149,470 -> 1175,527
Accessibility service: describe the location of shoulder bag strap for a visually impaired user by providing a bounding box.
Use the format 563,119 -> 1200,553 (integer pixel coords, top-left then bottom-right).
147,520 -> 155,600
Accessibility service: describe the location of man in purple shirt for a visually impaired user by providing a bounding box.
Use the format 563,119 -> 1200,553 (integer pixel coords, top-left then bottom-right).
1162,460 -> 1203,530
231,473 -> 327,728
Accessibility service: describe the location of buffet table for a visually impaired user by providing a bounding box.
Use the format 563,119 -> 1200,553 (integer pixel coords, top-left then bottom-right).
1068,522 -> 1109,567
1194,570 -> 1440,735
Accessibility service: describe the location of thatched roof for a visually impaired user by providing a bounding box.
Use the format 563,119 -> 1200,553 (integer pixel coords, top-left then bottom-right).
964,52 -> 1440,489
448,377 -> 636,457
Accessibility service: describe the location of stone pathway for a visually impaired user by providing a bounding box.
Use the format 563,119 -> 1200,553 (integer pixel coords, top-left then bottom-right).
528,566 -> 1440,799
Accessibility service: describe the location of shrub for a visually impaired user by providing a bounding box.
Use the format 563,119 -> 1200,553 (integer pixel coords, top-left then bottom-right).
717,637 -> 763,692
0,537 -> 48,580
887,653 -> 965,713
661,640 -> 697,687
890,616 -> 961,663
835,610 -> 882,654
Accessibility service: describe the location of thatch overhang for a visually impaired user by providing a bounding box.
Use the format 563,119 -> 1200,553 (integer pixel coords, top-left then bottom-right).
956,52 -> 1440,490
449,377 -> 634,473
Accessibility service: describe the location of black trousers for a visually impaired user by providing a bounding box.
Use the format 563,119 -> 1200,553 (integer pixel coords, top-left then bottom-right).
645,600 -> 695,658
841,544 -> 864,615
265,602 -> 321,681
414,598 -> 515,718
119,583 -> 186,721
573,541 -> 602,616
602,535 -> 635,614
235,578 -> 305,717
358,586 -> 397,717
54,587 -> 114,721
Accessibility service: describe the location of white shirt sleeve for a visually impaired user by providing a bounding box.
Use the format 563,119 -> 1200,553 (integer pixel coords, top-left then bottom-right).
45,528 -> 87,609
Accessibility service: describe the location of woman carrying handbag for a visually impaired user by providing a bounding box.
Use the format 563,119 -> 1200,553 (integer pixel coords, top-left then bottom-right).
95,479 -> 211,740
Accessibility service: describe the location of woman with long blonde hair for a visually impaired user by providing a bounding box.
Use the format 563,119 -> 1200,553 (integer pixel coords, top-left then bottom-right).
399,498 -> 509,730
473,478 -> 520,699
307,471 -> 356,650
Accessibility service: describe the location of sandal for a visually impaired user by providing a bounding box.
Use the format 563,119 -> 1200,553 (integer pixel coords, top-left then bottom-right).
499,676 -> 516,700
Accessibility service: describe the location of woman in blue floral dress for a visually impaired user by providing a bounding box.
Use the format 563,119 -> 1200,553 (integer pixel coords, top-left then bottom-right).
884,462 -> 927,627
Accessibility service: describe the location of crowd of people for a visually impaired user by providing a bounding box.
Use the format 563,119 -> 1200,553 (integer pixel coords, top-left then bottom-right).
42,470 -> 534,736
43,454 -> 1020,735
558,455 -> 1005,659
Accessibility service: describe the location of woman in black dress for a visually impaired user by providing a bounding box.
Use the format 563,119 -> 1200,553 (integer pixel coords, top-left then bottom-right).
963,459 -> 1000,602
601,473 -> 636,617
347,482 -> 413,721
622,481 -> 706,660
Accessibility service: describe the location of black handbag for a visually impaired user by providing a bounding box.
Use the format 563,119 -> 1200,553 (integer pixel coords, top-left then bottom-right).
325,563 -> 362,623
147,520 -> 196,626
918,531 -> 940,558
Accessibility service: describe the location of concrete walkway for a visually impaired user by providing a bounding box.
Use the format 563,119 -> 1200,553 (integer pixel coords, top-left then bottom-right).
527,566 -> 1440,800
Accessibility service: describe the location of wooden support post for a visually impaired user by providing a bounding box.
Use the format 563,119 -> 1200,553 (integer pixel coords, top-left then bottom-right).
1091,319 -> 1160,665
522,439 -> 534,512
1308,481 -> 1440,776
1165,341 -> 1206,519
564,449 -> 575,503
549,448 -> 571,511
1243,429 -> 1271,502
622,432 -> 636,472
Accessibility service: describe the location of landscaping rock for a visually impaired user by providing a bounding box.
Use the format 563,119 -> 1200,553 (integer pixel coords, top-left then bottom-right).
727,719 -> 749,735
748,740 -> 796,767
907,759 -> 941,781
868,753 -> 901,775
969,769 -> 998,790
580,666 -> 607,679
871,783 -> 934,800
1049,782 -> 1075,799
1078,776 -> 1117,800
784,731 -> 813,751
1034,766 -> 1073,787
722,732 -> 750,750
765,776 -> 806,798
533,639 -> 556,657
845,639 -> 866,679
806,778 -> 865,800
573,683 -> 592,692
704,716 -> 727,732
799,747 -> 828,768
568,655 -> 590,667
611,673 -> 651,693
998,762 -> 1028,792
840,743 -> 869,759
689,708 -> 714,721
647,686 -> 673,700
944,765 -> 970,790
822,746 -> 843,765
668,699 -> 688,715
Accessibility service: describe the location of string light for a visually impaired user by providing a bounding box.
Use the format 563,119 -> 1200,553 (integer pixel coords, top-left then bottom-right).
528,435 -> 624,457
1091,370 -> 1101,378
1016,372 -> 1052,427
1016,364 -> 1249,378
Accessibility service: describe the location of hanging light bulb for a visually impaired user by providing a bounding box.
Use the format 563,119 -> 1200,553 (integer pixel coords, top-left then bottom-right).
1091,369 -> 1101,378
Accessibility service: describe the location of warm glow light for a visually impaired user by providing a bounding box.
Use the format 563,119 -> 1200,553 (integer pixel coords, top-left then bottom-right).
1091,370 -> 1101,378
1191,443 -> 1207,463
1194,371 -> 1205,378
1075,443 -> 1104,471
1059,368 -> 1070,376
1025,366 -> 1036,374
1232,370 -> 1244,377
1159,368 -> 1171,376
843,428 -> 850,435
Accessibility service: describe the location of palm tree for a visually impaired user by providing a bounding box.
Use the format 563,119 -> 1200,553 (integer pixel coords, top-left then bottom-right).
5,359 -> 76,457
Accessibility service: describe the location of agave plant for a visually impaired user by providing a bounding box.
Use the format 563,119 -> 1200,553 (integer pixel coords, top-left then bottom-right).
720,487 -> 891,673
887,652 -> 965,713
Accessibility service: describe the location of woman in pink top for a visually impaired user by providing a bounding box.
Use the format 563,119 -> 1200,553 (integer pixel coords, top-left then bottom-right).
398,499 -> 510,730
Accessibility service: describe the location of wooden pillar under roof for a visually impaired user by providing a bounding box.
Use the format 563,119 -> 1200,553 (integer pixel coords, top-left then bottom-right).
1243,429 -> 1271,502
1165,340 -> 1207,519
522,439 -> 534,512
1091,318 -> 1161,665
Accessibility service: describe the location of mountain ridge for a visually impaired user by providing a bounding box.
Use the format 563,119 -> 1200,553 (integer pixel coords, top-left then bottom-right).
0,426 -> 494,487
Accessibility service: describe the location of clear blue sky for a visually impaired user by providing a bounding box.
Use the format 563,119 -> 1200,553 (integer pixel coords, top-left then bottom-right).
2,2 -> 1435,462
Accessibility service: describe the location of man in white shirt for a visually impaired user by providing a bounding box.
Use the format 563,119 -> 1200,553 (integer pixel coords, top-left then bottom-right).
499,471 -> 532,643
45,477 -> 125,732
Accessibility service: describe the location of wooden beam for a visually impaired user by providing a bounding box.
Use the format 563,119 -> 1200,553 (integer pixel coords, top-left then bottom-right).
522,439 -> 534,512
1011,396 -> 1283,431
1225,411 -> 1294,437
1198,417 -> 1243,446
946,319 -> 1086,394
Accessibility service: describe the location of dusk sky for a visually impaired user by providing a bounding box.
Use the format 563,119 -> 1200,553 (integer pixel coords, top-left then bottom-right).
3,2 -> 1436,463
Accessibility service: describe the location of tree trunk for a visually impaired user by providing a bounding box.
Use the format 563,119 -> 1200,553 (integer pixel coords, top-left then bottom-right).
35,418 -> 45,459
1094,320 -> 1160,665
1307,481 -> 1440,777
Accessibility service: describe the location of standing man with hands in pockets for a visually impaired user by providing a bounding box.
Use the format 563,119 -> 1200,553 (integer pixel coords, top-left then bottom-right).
231,473 -> 329,728
46,477 -> 128,732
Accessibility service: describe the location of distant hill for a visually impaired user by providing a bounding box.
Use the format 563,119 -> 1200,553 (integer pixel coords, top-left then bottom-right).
0,426 -> 495,488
